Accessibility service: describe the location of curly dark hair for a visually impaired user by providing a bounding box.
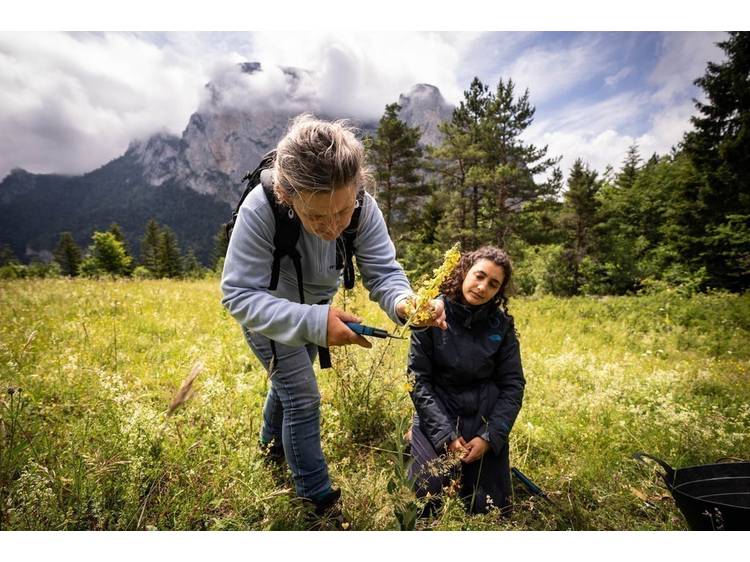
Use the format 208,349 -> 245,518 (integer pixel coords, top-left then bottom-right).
439,246 -> 513,315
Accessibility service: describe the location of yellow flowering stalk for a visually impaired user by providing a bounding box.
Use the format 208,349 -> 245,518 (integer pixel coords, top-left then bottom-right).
403,243 -> 461,325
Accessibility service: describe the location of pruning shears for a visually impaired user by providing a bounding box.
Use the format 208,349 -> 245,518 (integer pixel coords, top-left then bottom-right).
345,322 -> 405,340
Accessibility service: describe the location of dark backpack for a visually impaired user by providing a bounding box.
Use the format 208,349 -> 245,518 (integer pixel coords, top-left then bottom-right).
226,150 -> 364,370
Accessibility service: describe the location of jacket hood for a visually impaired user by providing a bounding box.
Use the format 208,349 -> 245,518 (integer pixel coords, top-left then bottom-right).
444,296 -> 500,329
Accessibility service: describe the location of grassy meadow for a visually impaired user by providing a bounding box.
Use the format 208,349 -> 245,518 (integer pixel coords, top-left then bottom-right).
1,278 -> 748,530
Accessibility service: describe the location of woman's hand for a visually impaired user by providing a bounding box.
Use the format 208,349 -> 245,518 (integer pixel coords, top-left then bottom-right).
326,307 -> 372,348
447,436 -> 468,458
396,298 -> 447,330
461,436 -> 489,464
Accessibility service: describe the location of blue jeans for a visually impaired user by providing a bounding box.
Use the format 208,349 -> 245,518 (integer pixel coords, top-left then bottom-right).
243,328 -> 332,500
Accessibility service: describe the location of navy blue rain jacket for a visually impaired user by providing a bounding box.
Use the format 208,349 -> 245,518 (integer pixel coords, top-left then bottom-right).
408,296 -> 525,454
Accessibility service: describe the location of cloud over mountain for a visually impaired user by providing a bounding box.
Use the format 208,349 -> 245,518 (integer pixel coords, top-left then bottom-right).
0,31 -> 476,181
0,32 -> 214,179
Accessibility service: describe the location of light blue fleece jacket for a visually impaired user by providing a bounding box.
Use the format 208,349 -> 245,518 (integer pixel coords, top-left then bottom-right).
220,184 -> 413,348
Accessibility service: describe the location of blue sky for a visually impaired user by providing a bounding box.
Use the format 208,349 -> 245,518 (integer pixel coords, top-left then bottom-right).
464,31 -> 727,176
0,30 -> 728,182
466,32 -> 665,133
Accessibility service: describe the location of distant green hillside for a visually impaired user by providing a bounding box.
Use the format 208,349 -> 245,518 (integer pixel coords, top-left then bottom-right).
0,154 -> 231,266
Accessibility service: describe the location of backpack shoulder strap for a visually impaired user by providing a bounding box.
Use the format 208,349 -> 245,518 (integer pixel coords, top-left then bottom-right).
337,189 -> 366,290
261,171 -> 303,301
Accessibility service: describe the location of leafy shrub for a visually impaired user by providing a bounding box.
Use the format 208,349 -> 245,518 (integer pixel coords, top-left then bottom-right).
131,265 -> 153,279
0,264 -> 28,279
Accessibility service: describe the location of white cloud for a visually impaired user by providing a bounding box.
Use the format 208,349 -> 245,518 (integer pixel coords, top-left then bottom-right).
534,104 -> 702,182
497,34 -> 613,104
528,129 -> 627,181
248,31 -> 478,114
648,31 -> 726,105
638,99 -> 698,156
526,89 -> 700,178
605,66 -> 632,87
0,32 -> 231,178
0,30 -> 478,179
532,91 -> 649,137
525,91 -> 642,173
525,32 -> 728,181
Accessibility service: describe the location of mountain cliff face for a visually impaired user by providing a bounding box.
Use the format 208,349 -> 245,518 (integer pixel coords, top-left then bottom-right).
128,64 -> 453,206
126,64 -> 301,206
398,83 -> 454,147
0,62 -> 454,264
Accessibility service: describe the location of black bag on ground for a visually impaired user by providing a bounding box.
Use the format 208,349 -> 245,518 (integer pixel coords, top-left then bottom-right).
634,452 -> 750,531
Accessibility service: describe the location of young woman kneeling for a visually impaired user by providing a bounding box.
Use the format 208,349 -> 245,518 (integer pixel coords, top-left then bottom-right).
407,246 -> 525,515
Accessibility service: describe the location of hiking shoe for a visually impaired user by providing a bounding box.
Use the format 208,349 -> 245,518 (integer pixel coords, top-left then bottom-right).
303,487 -> 351,530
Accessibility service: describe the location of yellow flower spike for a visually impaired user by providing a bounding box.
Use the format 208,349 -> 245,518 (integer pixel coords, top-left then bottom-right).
403,243 -> 461,325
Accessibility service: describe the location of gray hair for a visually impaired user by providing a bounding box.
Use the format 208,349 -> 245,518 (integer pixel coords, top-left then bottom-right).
273,114 -> 371,201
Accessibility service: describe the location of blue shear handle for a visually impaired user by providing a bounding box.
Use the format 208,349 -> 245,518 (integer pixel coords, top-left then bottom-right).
345,322 -> 373,336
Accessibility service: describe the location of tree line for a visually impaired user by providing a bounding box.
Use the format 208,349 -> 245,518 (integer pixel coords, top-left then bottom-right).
0,219 -> 229,280
366,32 -> 749,295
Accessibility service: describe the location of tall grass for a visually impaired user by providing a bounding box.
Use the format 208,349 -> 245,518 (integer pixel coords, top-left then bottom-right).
1,279 -> 748,530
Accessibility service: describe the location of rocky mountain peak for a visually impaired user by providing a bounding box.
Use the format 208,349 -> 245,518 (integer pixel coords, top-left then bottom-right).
95,64 -> 455,204
403,83 -> 442,100
398,83 -> 454,147
126,133 -> 182,187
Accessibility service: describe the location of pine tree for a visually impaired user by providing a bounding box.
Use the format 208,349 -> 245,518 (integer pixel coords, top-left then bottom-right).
108,223 -> 133,275
0,244 -> 19,266
596,153 -> 657,293
157,227 -> 183,278
481,78 -> 560,247
140,219 -> 162,275
516,166 -> 565,246
431,78 -> 489,248
398,189 -> 447,277
367,103 -> 424,237
559,159 -> 602,294
108,223 -> 127,249
682,31 -> 750,290
616,143 -> 641,190
432,77 -> 559,251
85,231 -> 132,276
183,248 -> 204,278
596,150 -> 714,293
53,232 -> 82,276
